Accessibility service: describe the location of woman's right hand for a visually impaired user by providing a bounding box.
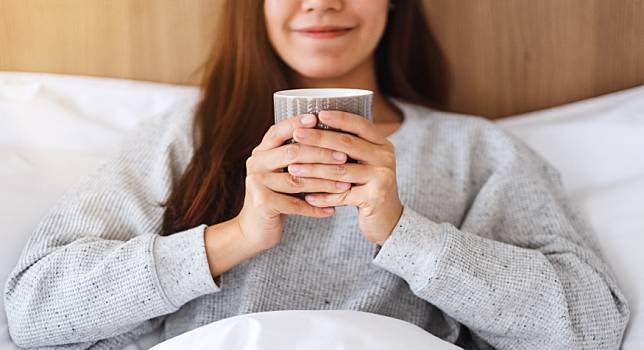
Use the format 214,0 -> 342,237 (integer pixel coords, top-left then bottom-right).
237,113 -> 352,252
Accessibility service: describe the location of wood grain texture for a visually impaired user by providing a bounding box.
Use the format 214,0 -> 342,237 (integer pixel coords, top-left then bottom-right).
0,0 -> 220,85
1,0 -> 643,118
422,0 -> 644,117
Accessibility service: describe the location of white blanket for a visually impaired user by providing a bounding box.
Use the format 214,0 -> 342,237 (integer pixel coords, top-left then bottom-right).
150,310 -> 463,350
1,71 -> 642,349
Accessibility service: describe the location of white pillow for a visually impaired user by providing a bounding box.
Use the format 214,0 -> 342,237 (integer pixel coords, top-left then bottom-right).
495,85 -> 644,195
496,84 -> 644,350
567,177 -> 644,349
0,71 -> 200,350
150,310 -> 463,350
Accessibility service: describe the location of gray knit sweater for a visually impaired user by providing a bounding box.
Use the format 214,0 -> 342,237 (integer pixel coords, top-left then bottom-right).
3,97 -> 630,349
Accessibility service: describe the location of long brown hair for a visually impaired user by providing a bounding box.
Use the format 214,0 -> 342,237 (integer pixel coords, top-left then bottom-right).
160,0 -> 450,235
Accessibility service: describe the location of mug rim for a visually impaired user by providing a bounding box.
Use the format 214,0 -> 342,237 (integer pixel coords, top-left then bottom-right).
274,88 -> 373,98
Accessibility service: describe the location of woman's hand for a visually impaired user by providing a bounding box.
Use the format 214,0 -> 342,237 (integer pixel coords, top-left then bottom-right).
290,110 -> 404,246
237,113 -> 353,252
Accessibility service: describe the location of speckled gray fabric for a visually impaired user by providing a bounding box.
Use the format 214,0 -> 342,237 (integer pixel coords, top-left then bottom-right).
3,97 -> 630,349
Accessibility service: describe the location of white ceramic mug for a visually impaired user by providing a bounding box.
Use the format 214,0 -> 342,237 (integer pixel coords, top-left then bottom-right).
273,88 -> 373,157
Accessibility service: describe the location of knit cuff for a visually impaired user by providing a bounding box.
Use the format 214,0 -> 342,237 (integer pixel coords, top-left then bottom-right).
371,205 -> 448,293
153,224 -> 222,309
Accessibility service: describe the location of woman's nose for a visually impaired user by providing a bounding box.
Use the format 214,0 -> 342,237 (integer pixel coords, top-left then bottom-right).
300,0 -> 343,13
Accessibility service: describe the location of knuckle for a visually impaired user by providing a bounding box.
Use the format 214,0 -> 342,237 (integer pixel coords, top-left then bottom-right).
245,156 -> 255,170
330,181 -> 343,192
285,143 -> 300,161
268,124 -> 277,134
290,197 -> 307,212
245,173 -> 261,188
244,173 -> 254,187
286,174 -> 304,188
333,164 -> 348,176
266,125 -> 278,140
366,186 -> 386,205
369,170 -> 393,200
254,188 -> 270,207
379,150 -> 395,167
338,190 -> 350,202
376,166 -> 395,183
374,187 -> 387,200
338,133 -> 354,147
332,110 -> 347,120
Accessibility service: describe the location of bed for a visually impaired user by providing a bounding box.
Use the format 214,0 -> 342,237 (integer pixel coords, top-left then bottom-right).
0,71 -> 642,349
3,0 -> 644,347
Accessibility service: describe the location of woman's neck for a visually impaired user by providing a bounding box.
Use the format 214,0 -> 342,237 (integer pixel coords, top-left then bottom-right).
289,58 -> 403,125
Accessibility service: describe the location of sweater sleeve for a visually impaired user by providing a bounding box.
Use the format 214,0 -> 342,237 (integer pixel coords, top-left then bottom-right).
371,131 -> 630,349
3,107 -> 222,349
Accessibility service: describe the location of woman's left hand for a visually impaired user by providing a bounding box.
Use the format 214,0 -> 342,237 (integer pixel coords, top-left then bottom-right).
289,110 -> 404,246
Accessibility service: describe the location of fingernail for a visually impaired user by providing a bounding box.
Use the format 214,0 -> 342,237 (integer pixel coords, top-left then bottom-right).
332,151 -> 346,161
301,114 -> 315,124
336,182 -> 351,190
289,164 -> 302,174
305,194 -> 318,202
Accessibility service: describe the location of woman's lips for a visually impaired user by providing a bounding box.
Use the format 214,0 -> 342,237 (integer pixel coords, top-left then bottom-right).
295,27 -> 354,39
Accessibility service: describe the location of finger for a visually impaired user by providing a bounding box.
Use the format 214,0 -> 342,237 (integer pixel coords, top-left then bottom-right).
318,110 -> 388,145
270,190 -> 335,217
287,162 -> 373,184
303,184 -> 368,208
252,113 -> 317,154
292,128 -> 380,164
253,142 -> 348,173
260,172 -> 352,194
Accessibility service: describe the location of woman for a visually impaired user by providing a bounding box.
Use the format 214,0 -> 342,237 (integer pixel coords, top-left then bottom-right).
3,0 -> 629,349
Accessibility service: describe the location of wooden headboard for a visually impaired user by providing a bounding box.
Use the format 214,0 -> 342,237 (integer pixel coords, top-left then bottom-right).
1,0 -> 643,118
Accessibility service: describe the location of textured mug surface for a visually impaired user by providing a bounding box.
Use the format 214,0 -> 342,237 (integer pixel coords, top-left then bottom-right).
274,88 -> 373,124
273,88 -> 373,198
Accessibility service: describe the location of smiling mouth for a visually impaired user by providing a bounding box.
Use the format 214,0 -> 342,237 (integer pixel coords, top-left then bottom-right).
295,27 -> 355,39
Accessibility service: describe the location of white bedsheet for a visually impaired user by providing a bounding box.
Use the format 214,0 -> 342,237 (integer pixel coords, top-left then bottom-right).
0,71 -> 642,349
150,310 -> 463,350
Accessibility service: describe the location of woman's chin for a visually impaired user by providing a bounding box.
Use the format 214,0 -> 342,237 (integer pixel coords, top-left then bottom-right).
292,65 -> 354,82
